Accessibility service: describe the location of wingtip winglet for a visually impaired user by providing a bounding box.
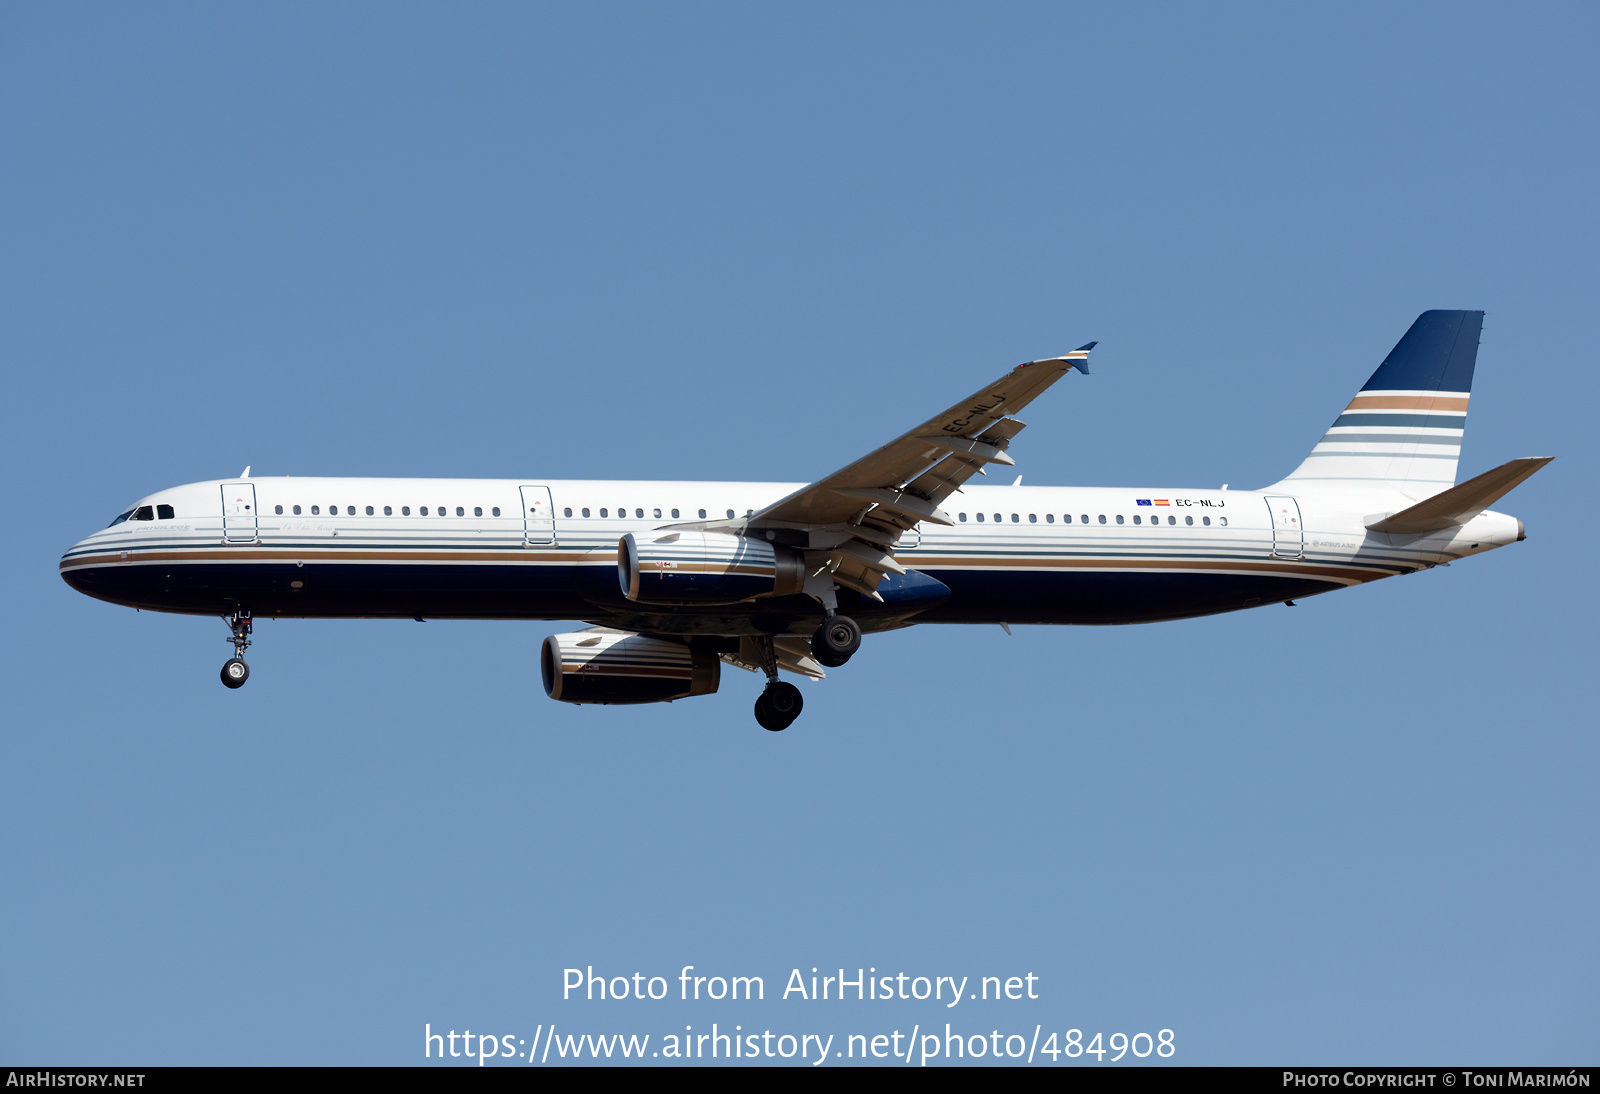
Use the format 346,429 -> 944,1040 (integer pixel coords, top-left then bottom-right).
1068,341 -> 1095,374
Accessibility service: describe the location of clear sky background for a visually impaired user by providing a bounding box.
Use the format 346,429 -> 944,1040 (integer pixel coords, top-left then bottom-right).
2,2 -> 1595,1066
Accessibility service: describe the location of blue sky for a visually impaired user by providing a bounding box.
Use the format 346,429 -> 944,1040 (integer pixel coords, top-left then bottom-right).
2,2 -> 1595,1065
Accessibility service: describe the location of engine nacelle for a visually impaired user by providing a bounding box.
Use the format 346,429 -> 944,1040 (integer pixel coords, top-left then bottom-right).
541,630 -> 720,705
618,531 -> 804,605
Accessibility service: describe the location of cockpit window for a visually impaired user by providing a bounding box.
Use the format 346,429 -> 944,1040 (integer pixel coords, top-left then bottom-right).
156,504 -> 175,520
108,507 -> 136,527
133,506 -> 155,521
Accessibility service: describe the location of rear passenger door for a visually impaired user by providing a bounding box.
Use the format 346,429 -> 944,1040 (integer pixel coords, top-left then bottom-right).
1264,496 -> 1303,560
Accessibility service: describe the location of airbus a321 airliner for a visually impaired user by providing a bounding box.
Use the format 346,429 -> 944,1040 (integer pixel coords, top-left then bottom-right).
61,311 -> 1547,730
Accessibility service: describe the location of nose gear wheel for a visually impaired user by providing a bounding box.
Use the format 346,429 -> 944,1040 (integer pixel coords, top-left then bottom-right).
220,611 -> 253,689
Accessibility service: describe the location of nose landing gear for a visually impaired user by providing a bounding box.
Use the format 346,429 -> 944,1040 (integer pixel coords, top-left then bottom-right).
220,610 -> 252,689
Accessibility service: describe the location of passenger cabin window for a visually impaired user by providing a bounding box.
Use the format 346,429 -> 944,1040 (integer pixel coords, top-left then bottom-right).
653,508 -> 662,518
419,507 -> 426,515
1011,513 -> 1019,522
1202,516 -> 1211,526
1029,514 -> 1037,523
1168,515 -> 1176,525
562,508 -> 571,517
637,508 -> 645,519
311,505 -> 321,515
275,505 -> 284,515
1098,514 -> 1106,524
294,505 -> 302,515
1220,516 -> 1229,527
1081,515 -> 1090,524
1046,514 -> 1054,523
1116,514 -> 1124,525
959,513 -> 967,522
1133,515 -> 1141,525
402,506 -> 411,515
726,509 -> 735,519
698,509 -> 707,519
385,506 -> 393,515
581,508 -> 590,517
1062,514 -> 1071,524
976,513 -> 984,522
366,506 -> 374,515
600,508 -> 609,517
1185,515 -> 1194,525
348,506 -> 356,516
492,508 -> 500,516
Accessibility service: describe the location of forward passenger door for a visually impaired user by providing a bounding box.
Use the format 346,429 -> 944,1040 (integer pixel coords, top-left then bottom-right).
221,483 -> 258,543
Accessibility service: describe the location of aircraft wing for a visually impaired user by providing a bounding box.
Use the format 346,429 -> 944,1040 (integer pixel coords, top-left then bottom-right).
729,343 -> 1095,598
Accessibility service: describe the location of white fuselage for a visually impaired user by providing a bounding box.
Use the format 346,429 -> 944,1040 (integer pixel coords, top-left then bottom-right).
60,476 -> 1522,631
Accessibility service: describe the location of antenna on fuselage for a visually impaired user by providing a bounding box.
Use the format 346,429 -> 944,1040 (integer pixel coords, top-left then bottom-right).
240,466 -> 251,478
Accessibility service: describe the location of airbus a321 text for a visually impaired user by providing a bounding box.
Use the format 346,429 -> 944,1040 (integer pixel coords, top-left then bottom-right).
62,311 -> 1547,730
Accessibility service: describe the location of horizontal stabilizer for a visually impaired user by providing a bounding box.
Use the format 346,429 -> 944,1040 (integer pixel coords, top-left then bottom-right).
1366,457 -> 1552,533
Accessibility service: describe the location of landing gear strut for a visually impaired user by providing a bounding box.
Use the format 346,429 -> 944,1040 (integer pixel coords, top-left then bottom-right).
221,610 -> 252,689
751,635 -> 803,731
811,613 -> 861,668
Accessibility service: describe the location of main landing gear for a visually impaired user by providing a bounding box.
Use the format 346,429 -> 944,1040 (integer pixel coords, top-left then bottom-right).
220,610 -> 252,689
811,613 -> 861,668
748,612 -> 862,731
751,634 -> 803,732
755,681 -> 803,732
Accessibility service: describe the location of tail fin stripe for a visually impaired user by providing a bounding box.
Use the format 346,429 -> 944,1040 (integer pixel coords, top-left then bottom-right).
1321,434 -> 1462,446
1274,311 -> 1484,498
1332,412 -> 1465,429
1298,451 -> 1459,461
1347,394 -> 1470,412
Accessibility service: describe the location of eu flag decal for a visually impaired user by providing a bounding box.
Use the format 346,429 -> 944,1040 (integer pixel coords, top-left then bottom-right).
1136,499 -> 1152,506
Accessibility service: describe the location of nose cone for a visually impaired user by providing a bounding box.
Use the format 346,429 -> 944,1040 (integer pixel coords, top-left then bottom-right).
60,531 -> 114,599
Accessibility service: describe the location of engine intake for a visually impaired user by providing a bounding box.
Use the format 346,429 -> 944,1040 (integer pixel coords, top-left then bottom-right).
618,531 -> 803,605
541,630 -> 720,705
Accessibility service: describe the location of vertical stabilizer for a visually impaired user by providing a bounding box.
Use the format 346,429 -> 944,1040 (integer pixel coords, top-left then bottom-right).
1273,310 -> 1483,499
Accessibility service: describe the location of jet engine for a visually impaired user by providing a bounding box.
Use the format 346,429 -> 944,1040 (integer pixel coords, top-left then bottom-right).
618,531 -> 804,605
541,629 -> 720,705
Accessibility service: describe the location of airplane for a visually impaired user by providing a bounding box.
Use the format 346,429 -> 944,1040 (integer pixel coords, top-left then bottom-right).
60,310 -> 1548,731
